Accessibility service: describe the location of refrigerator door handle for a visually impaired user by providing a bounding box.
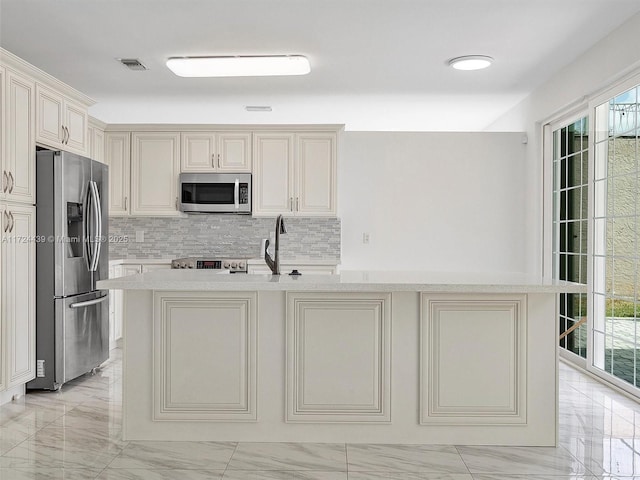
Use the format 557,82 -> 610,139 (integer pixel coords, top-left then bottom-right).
69,295 -> 109,309
83,183 -> 93,271
89,181 -> 101,272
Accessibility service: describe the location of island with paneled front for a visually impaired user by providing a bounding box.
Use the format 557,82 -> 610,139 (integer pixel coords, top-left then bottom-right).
96,270 -> 585,446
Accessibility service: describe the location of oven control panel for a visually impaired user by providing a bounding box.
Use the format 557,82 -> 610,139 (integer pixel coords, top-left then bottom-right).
171,257 -> 248,273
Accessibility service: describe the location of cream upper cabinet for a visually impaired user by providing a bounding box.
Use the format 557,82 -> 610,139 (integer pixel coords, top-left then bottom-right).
1,203 -> 36,389
87,123 -> 105,163
35,83 -> 88,155
253,132 -> 295,215
3,68 -> 35,205
0,66 -> 4,203
105,132 -> 131,216
181,131 -> 251,173
131,132 -> 180,216
253,131 -> 337,217
296,132 -> 337,216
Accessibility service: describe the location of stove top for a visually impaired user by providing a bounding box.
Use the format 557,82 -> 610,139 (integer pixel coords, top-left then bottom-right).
170,257 -> 248,273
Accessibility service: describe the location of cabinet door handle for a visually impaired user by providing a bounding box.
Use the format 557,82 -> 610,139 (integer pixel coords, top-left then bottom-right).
62,126 -> 66,144
289,197 -> 293,212
8,171 -> 14,194
211,154 -> 215,168
9,211 -> 14,233
218,153 -> 221,169
3,210 -> 9,233
175,196 -> 178,210
124,196 -> 128,211
2,171 -> 7,193
296,197 -> 299,212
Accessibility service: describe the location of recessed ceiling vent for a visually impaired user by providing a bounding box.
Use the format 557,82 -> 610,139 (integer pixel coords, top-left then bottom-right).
118,58 -> 147,71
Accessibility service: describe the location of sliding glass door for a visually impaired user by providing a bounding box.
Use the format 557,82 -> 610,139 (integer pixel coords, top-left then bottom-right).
551,81 -> 639,395
553,116 -> 589,359
591,85 -> 639,388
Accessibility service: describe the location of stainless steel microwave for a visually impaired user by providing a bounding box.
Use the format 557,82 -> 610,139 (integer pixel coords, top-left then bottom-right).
179,173 -> 252,214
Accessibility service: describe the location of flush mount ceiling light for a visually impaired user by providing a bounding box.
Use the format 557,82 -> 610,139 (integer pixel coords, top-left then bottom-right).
448,55 -> 494,71
166,55 -> 311,77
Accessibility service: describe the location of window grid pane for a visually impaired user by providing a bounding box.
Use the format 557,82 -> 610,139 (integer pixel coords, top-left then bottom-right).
592,83 -> 640,387
553,115 -> 589,359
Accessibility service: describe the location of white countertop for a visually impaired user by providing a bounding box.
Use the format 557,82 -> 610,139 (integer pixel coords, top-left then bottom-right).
97,269 -> 586,293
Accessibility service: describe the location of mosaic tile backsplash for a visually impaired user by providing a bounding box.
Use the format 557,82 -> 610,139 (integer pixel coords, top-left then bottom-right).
109,216 -> 341,261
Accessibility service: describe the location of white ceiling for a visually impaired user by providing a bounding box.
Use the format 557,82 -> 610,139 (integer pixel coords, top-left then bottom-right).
1,0 -> 640,130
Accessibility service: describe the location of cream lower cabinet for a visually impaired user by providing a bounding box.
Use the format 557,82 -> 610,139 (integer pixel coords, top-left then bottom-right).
109,262 -> 169,347
0,203 -> 36,390
110,264 -> 143,344
131,133 -> 180,216
253,132 -> 336,217
181,132 -> 251,172
35,83 -> 88,155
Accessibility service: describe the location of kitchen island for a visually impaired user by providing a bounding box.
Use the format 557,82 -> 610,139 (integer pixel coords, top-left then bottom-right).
97,271 -> 585,446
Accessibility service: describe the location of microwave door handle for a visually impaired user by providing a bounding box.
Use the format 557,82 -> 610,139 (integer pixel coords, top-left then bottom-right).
83,183 -> 93,271
234,178 -> 239,210
90,181 -> 101,271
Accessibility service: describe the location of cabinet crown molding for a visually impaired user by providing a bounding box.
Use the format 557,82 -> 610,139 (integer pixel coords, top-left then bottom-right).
105,124 -> 345,133
1,48 -> 95,107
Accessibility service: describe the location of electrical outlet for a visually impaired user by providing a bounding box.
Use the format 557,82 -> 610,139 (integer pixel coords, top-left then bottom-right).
362,232 -> 370,244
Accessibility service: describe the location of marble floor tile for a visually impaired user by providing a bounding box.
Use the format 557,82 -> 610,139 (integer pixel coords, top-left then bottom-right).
471,476 -> 598,479
561,435 -> 640,477
348,473 -> 473,480
108,441 -> 237,470
3,348 -> 640,479
96,469 -> 226,479
456,445 -> 589,475
226,443 -> 347,472
0,467 -> 103,479
222,471 -> 347,479
0,426 -> 126,470
49,403 -> 122,431
346,444 -> 469,474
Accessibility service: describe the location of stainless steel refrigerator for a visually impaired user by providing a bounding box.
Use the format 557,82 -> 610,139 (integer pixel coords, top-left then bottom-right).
27,150 -> 109,390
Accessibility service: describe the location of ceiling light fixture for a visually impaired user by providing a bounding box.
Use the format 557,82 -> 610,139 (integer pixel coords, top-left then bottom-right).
166,55 -> 311,77
448,55 -> 494,71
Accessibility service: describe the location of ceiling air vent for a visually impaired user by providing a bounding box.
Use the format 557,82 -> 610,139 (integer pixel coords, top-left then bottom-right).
118,58 -> 148,71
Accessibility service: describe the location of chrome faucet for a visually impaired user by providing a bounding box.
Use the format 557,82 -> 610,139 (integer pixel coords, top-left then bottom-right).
264,214 -> 287,275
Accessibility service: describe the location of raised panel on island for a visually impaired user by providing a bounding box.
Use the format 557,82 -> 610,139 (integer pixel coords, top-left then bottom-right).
420,294 -> 527,425
152,291 -> 257,421
286,292 -> 391,423
99,270 -> 578,445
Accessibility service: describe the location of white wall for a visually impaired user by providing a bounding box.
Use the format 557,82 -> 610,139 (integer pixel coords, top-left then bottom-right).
338,132 -> 527,273
486,11 -> 640,276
